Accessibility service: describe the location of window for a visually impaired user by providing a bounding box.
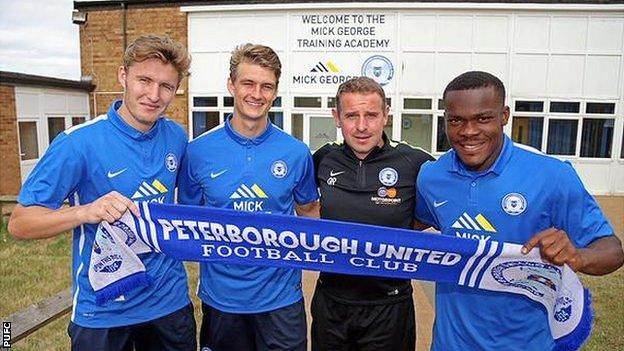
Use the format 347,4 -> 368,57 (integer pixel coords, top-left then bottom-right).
403,98 -> 431,110
621,121 -> 624,159
547,119 -> 578,155
193,96 -> 218,107
515,100 -> 544,112
550,101 -> 580,113
401,114 -> 432,151
294,97 -> 322,108
580,119 -> 613,158
510,100 -> 612,158
191,95 -> 284,137
580,101 -> 616,158
437,99 -> 445,110
436,116 -> 451,152
327,97 -> 337,108
401,97 -> 439,151
268,112 -> 283,129
512,117 -> 543,150
18,121 -> 39,161
223,96 -> 234,107
291,113 -> 303,141
586,102 -> 615,114
47,117 -> 66,144
192,111 -> 219,138
384,114 -> 393,137
72,117 -> 86,126
272,97 -> 282,108
309,116 -> 336,151
191,95 -> 228,138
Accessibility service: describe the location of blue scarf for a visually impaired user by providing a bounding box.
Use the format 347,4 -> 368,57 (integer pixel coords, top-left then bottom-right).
89,202 -> 592,351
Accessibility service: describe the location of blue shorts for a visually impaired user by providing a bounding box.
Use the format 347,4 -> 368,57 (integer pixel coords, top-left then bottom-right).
68,303 -> 196,351
200,299 -> 306,351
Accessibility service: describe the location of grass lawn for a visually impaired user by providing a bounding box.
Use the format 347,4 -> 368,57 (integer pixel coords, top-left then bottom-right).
1,219 -> 622,350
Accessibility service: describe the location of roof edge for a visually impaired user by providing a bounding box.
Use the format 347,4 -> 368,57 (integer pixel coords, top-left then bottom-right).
74,0 -> 624,11
0,71 -> 95,92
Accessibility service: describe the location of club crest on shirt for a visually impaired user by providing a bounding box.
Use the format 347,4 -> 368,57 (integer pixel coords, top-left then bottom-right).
378,167 -> 398,186
165,152 -> 177,172
502,193 -> 527,216
271,160 -> 288,178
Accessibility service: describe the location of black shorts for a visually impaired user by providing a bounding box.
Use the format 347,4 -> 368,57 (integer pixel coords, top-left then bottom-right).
200,299 -> 306,351
311,288 -> 415,351
68,303 -> 196,351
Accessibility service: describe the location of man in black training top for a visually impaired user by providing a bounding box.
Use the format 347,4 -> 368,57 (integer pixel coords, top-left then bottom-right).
311,76 -> 435,351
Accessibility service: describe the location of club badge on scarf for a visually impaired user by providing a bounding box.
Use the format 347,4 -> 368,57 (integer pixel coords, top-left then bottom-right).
89,202 -> 593,351
89,215 -> 152,304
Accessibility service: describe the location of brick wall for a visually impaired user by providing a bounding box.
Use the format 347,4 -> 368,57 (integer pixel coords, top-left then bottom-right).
0,84 -> 22,196
79,6 -> 189,129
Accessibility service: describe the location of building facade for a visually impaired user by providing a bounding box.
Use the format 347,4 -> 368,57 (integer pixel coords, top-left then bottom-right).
0,71 -> 92,196
74,1 -> 624,195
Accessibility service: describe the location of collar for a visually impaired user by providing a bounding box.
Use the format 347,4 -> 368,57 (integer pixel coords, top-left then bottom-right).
107,100 -> 160,140
450,134 -> 513,177
224,114 -> 274,146
341,132 -> 390,162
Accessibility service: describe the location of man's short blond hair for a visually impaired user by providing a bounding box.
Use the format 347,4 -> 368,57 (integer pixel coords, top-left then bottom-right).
229,43 -> 282,84
335,77 -> 386,112
123,35 -> 191,81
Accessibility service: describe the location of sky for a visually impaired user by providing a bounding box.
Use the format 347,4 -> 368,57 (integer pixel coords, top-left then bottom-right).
0,0 -> 80,80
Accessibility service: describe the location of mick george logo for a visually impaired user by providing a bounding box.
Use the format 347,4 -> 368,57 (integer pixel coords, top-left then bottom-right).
131,179 -> 168,203
311,60 -> 340,73
293,59 -> 356,85
451,212 -> 496,241
230,183 -> 269,212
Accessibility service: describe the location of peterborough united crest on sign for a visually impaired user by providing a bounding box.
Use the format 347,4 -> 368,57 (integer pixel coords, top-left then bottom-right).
361,55 -> 394,86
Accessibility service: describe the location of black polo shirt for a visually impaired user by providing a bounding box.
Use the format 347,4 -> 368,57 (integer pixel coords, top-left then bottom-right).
313,134 -> 435,304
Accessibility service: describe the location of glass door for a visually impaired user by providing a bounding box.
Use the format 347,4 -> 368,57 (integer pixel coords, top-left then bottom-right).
305,114 -> 341,152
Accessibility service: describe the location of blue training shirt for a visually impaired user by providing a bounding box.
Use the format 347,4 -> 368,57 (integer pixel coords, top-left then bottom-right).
415,135 -> 614,351
178,116 -> 319,313
18,101 -> 190,328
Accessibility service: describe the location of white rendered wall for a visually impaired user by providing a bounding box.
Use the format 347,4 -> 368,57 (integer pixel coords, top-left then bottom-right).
186,6 -> 624,194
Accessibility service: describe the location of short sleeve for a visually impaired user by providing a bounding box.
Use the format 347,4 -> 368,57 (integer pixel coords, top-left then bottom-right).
294,149 -> 319,205
414,168 -> 439,230
177,144 -> 204,206
551,162 -> 614,247
18,133 -> 84,209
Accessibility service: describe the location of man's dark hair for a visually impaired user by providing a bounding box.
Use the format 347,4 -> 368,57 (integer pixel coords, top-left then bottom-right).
443,71 -> 506,104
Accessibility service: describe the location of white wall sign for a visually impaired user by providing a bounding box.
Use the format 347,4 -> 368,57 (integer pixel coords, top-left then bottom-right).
290,11 -> 396,91
292,13 -> 393,50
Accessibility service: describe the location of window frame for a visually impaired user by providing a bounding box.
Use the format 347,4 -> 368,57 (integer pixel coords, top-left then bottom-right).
189,94 -> 284,139
511,99 -> 618,160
